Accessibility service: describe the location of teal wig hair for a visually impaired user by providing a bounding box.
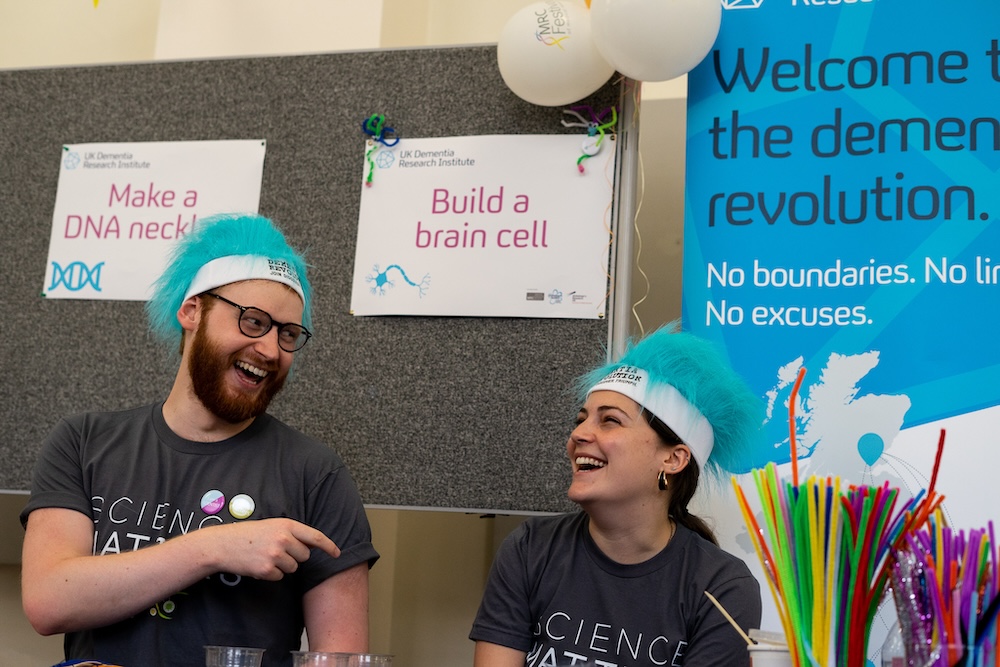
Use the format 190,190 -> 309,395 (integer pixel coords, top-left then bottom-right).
577,321 -> 763,478
145,213 -> 312,350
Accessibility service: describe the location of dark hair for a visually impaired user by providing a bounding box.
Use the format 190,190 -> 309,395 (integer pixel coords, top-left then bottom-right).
644,411 -> 718,546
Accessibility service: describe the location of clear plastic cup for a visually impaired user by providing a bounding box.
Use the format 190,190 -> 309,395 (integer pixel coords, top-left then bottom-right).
748,643 -> 793,667
930,644 -> 993,665
204,645 -> 266,667
290,652 -> 393,667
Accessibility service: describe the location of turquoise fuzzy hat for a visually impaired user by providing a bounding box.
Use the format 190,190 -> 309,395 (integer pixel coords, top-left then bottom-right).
578,321 -> 763,478
145,213 -> 312,350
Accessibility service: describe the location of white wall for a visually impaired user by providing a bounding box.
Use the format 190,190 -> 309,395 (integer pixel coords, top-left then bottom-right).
154,1 -> 382,60
0,1 -> 161,68
1,494 -> 64,666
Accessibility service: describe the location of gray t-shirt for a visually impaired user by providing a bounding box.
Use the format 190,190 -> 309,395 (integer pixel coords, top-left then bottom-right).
470,512 -> 761,667
22,402 -> 379,667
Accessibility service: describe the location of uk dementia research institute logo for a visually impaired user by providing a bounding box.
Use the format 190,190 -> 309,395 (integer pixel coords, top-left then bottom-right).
375,149 -> 395,170
722,0 -> 764,9
63,150 -> 81,170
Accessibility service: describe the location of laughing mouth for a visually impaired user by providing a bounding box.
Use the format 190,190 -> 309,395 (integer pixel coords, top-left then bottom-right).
575,456 -> 606,471
235,360 -> 269,383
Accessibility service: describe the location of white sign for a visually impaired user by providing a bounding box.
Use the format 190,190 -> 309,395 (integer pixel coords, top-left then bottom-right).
44,140 -> 267,300
350,134 -> 615,318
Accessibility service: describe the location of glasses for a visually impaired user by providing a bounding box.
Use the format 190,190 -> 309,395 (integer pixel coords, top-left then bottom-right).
204,292 -> 312,352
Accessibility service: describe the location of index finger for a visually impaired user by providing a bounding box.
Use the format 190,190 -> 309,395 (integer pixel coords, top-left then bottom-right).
290,523 -> 342,559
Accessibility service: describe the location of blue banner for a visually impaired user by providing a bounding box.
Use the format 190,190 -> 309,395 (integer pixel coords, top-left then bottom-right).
684,0 -> 1000,473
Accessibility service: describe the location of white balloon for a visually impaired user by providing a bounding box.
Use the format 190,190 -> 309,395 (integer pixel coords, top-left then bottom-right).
590,0 -> 722,82
497,0 -> 615,107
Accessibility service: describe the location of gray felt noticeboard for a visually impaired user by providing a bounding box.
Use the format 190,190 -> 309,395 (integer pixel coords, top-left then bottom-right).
0,45 -> 635,513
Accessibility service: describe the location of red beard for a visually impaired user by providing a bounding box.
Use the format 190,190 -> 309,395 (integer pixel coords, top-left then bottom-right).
188,324 -> 286,424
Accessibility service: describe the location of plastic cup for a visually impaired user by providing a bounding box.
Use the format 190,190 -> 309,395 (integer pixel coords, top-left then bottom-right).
748,643 -> 793,667
930,644 -> 992,664
291,652 -> 393,667
205,645 -> 266,667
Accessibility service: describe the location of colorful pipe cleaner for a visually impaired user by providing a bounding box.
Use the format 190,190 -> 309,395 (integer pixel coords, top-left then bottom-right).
733,369 -> 944,667
561,105 -> 617,173
361,113 -> 399,186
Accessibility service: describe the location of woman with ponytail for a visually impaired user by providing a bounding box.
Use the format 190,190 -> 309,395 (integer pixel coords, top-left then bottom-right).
471,322 -> 764,667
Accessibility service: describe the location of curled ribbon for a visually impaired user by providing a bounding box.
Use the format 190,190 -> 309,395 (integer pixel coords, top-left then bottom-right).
561,106 -> 618,173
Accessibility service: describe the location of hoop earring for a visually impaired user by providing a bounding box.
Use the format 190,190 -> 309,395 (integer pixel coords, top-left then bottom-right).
658,470 -> 668,491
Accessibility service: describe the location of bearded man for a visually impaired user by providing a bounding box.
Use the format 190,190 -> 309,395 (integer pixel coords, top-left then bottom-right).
20,214 -> 378,667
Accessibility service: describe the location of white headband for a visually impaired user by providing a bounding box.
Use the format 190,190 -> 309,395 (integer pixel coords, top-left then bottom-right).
183,255 -> 304,302
587,365 -> 715,465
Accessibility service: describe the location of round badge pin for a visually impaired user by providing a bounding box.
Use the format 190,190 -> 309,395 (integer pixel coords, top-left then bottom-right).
200,489 -> 226,515
228,494 -> 255,520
